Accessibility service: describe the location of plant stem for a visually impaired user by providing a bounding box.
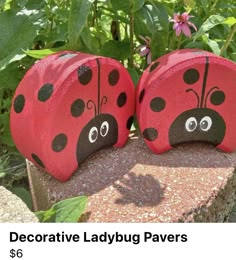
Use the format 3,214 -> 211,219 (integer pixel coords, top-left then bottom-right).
177,34 -> 182,49
129,1 -> 134,68
220,24 -> 236,56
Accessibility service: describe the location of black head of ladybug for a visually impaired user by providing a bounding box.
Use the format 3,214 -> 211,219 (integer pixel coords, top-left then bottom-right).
169,56 -> 226,147
169,108 -> 226,146
76,114 -> 118,164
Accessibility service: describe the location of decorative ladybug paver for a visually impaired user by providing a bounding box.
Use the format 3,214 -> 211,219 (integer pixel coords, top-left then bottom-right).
136,49 -> 236,154
10,52 -> 135,181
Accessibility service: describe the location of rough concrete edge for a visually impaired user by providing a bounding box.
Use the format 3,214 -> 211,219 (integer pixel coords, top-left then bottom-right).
27,160 -> 37,211
27,160 -> 50,212
178,170 -> 236,222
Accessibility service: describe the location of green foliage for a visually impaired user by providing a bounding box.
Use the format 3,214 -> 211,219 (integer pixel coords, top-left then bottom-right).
0,0 -> 234,153
10,186 -> 33,210
68,0 -> 93,49
35,196 -> 88,223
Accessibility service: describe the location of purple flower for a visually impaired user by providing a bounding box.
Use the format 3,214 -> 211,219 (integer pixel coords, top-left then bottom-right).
170,12 -> 197,37
137,35 -> 152,64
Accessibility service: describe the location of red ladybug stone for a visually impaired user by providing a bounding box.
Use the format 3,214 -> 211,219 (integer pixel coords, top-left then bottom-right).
136,49 -> 236,154
11,52 -> 135,181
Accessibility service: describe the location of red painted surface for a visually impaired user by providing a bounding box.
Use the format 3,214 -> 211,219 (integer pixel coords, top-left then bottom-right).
10,52 -> 135,181
137,49 -> 236,154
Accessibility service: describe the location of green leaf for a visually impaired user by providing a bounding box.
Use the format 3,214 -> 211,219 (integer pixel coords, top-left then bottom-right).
0,0 -> 6,8
132,0 -> 145,12
35,196 -> 88,223
25,49 -> 59,59
127,68 -> 140,86
184,0 -> 196,9
110,0 -> 128,13
202,35 -> 221,55
0,172 -> 6,178
134,5 -> 154,37
35,208 -> 56,223
151,29 -> 168,60
100,40 -> 130,60
0,57 -> 33,91
199,0 -> 208,13
0,10 -> 39,71
193,15 -> 226,41
53,196 -> 88,222
223,17 -> 236,26
68,0 -> 93,49
110,0 -> 144,14
80,26 -> 92,51
10,187 -> 33,210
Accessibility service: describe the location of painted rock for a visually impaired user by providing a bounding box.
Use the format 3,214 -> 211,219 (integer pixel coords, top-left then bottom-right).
10,52 -> 135,181
136,49 -> 236,154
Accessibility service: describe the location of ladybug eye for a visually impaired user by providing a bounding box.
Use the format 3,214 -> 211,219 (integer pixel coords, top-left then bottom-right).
185,117 -> 197,132
100,121 -> 109,137
88,126 -> 98,143
200,116 -> 212,131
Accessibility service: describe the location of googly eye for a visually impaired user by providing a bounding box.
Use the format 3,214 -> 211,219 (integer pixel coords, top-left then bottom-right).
200,116 -> 212,131
185,117 -> 197,132
88,126 -> 98,143
100,121 -> 109,137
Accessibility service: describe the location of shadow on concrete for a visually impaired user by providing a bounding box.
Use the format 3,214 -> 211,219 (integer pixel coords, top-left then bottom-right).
113,172 -> 166,207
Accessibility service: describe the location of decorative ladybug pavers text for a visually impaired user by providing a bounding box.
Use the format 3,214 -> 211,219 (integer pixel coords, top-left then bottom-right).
10,52 -> 135,181
137,49 -> 236,154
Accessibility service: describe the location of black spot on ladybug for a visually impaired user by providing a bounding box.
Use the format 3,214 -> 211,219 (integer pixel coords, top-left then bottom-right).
71,99 -> 85,117
52,133 -> 68,152
183,69 -> 200,85
139,89 -> 145,103
143,128 -> 158,141
76,114 -> 118,164
117,92 -> 127,107
31,153 -> 45,168
169,108 -> 226,147
108,69 -> 120,86
150,97 -> 166,112
38,83 -> 54,102
14,94 -> 25,113
78,65 -> 92,85
126,116 -> 134,130
150,62 -> 160,72
210,90 -> 225,106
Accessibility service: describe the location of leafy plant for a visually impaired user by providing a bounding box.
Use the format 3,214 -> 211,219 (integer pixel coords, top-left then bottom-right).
0,0 -> 235,152
35,196 -> 88,223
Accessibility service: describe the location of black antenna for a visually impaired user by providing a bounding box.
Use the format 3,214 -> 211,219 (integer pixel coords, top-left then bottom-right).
204,86 -> 219,108
87,100 -> 97,116
96,59 -> 101,115
200,56 -> 209,108
186,88 -> 200,108
100,96 -> 108,113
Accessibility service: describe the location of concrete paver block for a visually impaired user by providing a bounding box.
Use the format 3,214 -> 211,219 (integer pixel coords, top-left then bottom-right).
27,136 -> 236,222
0,186 -> 38,223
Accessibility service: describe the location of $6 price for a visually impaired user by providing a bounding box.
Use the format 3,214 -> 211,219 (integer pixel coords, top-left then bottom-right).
10,249 -> 23,259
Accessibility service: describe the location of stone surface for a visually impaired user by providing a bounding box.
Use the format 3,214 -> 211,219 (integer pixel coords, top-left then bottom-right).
27,135 -> 236,222
0,186 -> 38,223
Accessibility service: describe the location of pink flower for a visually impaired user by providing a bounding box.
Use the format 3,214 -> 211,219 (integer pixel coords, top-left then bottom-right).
170,12 -> 197,37
137,35 -> 152,64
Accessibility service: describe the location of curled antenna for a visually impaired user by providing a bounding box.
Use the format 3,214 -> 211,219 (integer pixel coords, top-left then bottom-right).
204,86 -> 219,108
100,96 -> 108,113
186,88 -> 200,108
87,100 -> 97,116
